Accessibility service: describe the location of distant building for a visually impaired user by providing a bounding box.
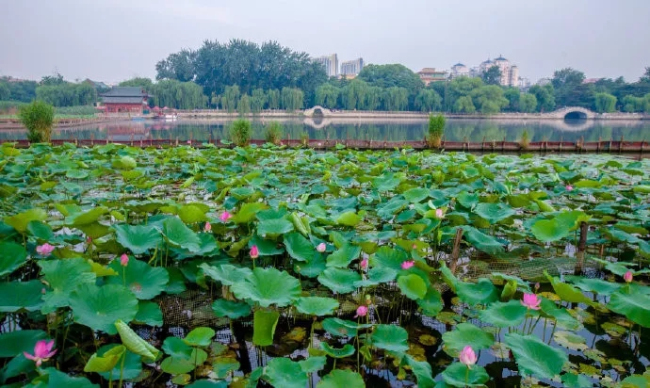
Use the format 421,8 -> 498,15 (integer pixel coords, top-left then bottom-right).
341,58 -> 364,76
536,78 -> 552,86
583,78 -> 604,84
518,77 -> 532,90
315,54 -> 339,78
417,68 -> 448,85
475,56 -> 519,87
100,87 -> 151,113
83,79 -> 110,91
451,63 -> 469,78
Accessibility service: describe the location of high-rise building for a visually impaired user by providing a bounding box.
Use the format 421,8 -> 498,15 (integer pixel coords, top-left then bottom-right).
315,54 -> 339,78
472,55 -> 520,87
450,63 -> 469,78
341,58 -> 365,77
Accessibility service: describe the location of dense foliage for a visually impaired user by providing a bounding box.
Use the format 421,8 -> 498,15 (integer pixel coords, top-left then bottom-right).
0,144 -> 649,387
18,100 -> 54,142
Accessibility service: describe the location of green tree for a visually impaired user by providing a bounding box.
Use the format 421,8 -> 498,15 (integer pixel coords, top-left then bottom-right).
251,88 -> 266,112
315,84 -> 340,109
471,85 -> 509,114
365,86 -> 383,110
528,84 -> 556,112
621,95 -> 644,112
266,89 -> 280,110
503,88 -> 520,112
358,64 -> 423,109
344,79 -> 369,110
19,100 -> 54,142
0,82 -> 10,100
593,92 -> 617,113
415,89 -> 442,112
119,77 -> 154,91
552,68 -> 594,107
238,94 -> 251,115
222,85 -> 240,112
446,76 -> 484,111
481,66 -> 502,86
427,113 -> 445,147
519,93 -> 538,113
281,87 -> 304,111
453,95 -> 476,113
383,87 -> 409,111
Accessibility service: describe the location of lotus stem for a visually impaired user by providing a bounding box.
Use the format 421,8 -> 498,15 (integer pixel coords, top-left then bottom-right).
529,315 -> 542,335
547,319 -> 557,345
118,351 -> 126,388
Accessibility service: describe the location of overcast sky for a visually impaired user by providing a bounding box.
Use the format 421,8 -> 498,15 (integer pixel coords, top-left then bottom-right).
1,0 -> 649,84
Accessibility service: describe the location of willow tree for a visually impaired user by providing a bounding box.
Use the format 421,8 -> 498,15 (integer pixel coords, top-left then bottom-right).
19,100 -> 54,143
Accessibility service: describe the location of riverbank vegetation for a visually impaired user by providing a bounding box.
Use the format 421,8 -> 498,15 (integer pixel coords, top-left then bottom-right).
0,145 -> 648,386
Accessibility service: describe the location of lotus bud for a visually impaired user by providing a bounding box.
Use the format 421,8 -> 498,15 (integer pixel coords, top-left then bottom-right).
624,271 -> 633,283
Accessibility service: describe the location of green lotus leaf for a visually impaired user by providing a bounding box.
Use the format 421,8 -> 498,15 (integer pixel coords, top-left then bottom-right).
0,330 -> 48,357
161,348 -> 208,375
0,280 -> 44,312
294,254 -> 326,278
373,246 -> 408,271
200,263 -> 253,286
107,258 -> 168,300
321,343 -> 355,358
231,202 -> 269,224
322,318 -> 360,338
27,220 -> 54,241
456,278 -> 499,305
283,232 -> 315,262
354,266 -> 397,287
163,336 -> 193,358
564,275 -> 621,296
442,323 -> 494,357
504,333 -> 568,380
539,298 -> 582,331
4,208 -> 47,233
250,234 -> 285,256
184,327 -> 215,347
230,267 -> 301,307
317,369 -> 365,388
473,202 -> 515,224
479,300 -> 528,328
370,324 -> 409,352
336,211 -> 362,227
161,216 -> 201,252
45,368 -> 100,388
257,217 -> 294,238
298,356 -> 327,373
84,345 -> 125,373
67,206 -> 109,226
39,258 -> 97,313
561,373 -> 595,388
326,244 -> 361,268
404,354 -> 436,387
553,331 -> 588,351
0,241 -> 27,277
294,297 -> 339,316
97,344 -> 143,381
417,288 -> 444,317
462,226 -> 505,256
115,319 -> 160,360
317,268 -> 362,294
186,381 -> 228,388
253,309 -> 279,346
264,358 -> 308,388
70,284 -> 138,334
113,224 -> 161,254
607,291 -> 650,328
397,274 -> 427,300
531,211 -> 589,242
134,301 -> 163,326
178,204 -> 208,224
545,271 -> 594,306
457,192 -> 479,209
442,362 -> 489,387
403,187 -> 430,203
213,357 -> 240,378
212,299 -> 252,319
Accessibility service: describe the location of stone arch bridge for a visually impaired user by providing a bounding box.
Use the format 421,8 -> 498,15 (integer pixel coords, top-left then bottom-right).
543,107 -> 597,120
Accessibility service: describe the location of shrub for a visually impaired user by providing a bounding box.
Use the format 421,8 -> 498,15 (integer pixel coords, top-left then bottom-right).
0,100 -> 26,114
265,122 -> 283,145
229,118 -> 252,146
19,100 -> 54,143
300,131 -> 309,147
519,130 -> 530,150
427,113 -> 445,148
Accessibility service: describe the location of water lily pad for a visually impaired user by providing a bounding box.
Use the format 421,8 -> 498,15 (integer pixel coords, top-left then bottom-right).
317,369 -> 365,388
504,333 -> 568,380
0,330 -> 48,357
474,202 -> 515,224
113,224 -> 161,254
479,300 -> 527,328
84,345 -> 125,373
294,296 -> 339,316
553,331 -> 588,351
321,343 -> 355,358
134,301 -> 163,326
462,226 -> 505,255
0,242 -> 27,277
4,208 -> 47,233
162,217 -> 201,253
0,280 -> 44,312
96,344 -> 143,381
442,323 -> 494,357
298,356 -> 326,373
253,309 -> 279,346
69,283 -> 138,334
264,357 -> 308,388
231,267 -> 301,307
318,268 -> 361,294
442,362 -> 489,387
607,291 -> 650,328
417,288 -> 444,317
397,274 -> 427,300
456,278 -> 499,305
107,258 -> 169,300
326,244 -> 361,268
322,318 -> 360,338
370,324 -> 409,352
257,217 -> 294,238
531,211 -> 589,242
336,211 -> 362,227
213,357 -> 240,378
283,232 -> 315,262
39,258 -> 96,313
200,263 -> 253,286
184,327 -> 215,347
212,299 -> 252,319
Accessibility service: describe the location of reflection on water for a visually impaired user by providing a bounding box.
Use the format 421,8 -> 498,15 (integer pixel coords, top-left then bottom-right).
1,118 -> 649,142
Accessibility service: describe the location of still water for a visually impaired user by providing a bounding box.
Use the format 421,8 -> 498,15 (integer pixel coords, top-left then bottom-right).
1,118 -> 649,143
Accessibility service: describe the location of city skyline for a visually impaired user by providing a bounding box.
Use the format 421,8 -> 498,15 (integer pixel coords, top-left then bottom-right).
0,0 -> 649,84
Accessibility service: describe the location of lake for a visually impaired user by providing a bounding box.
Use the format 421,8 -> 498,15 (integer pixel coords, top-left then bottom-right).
1,117 -> 649,143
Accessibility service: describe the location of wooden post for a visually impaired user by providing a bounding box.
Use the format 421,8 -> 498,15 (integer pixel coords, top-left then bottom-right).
449,228 -> 464,275
575,222 -> 588,275
619,135 -> 624,153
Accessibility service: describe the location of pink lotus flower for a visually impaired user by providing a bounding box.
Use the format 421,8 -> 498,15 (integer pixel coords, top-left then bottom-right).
204,222 -> 212,232
534,282 -> 540,292
219,211 -> 232,222
521,293 -> 541,310
120,253 -> 129,267
23,340 -> 57,367
250,245 -> 259,259
566,185 -> 573,191
459,345 -> 477,367
360,258 -> 368,270
36,243 -> 55,256
316,243 -> 327,253
355,305 -> 368,318
401,260 -> 415,270
624,271 -> 633,283
435,208 -> 444,219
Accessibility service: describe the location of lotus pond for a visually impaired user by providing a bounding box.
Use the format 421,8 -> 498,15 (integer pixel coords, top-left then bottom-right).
0,142 -> 649,387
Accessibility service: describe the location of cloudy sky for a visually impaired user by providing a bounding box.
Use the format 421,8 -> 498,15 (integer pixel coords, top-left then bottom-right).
1,0 -> 649,84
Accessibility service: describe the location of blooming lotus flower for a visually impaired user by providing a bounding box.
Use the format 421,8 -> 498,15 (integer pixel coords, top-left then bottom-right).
204,222 -> 212,232
360,258 -> 369,270
566,185 -> 573,191
401,260 -> 415,270
521,293 -> 541,310
219,211 -> 232,222
317,243 -> 327,253
459,345 -> 477,367
355,305 -> 368,318
36,243 -> 55,256
250,245 -> 259,259
435,208 -> 444,219
624,271 -> 633,283
120,253 -> 129,267
23,340 -> 57,367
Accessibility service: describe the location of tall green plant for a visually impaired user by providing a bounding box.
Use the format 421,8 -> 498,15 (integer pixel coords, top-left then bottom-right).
19,100 -> 54,143
427,113 -> 445,148
230,119 -> 252,146
265,122 -> 283,145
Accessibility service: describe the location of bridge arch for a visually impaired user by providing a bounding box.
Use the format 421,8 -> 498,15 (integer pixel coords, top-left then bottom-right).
545,107 -> 596,120
303,106 -> 332,117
